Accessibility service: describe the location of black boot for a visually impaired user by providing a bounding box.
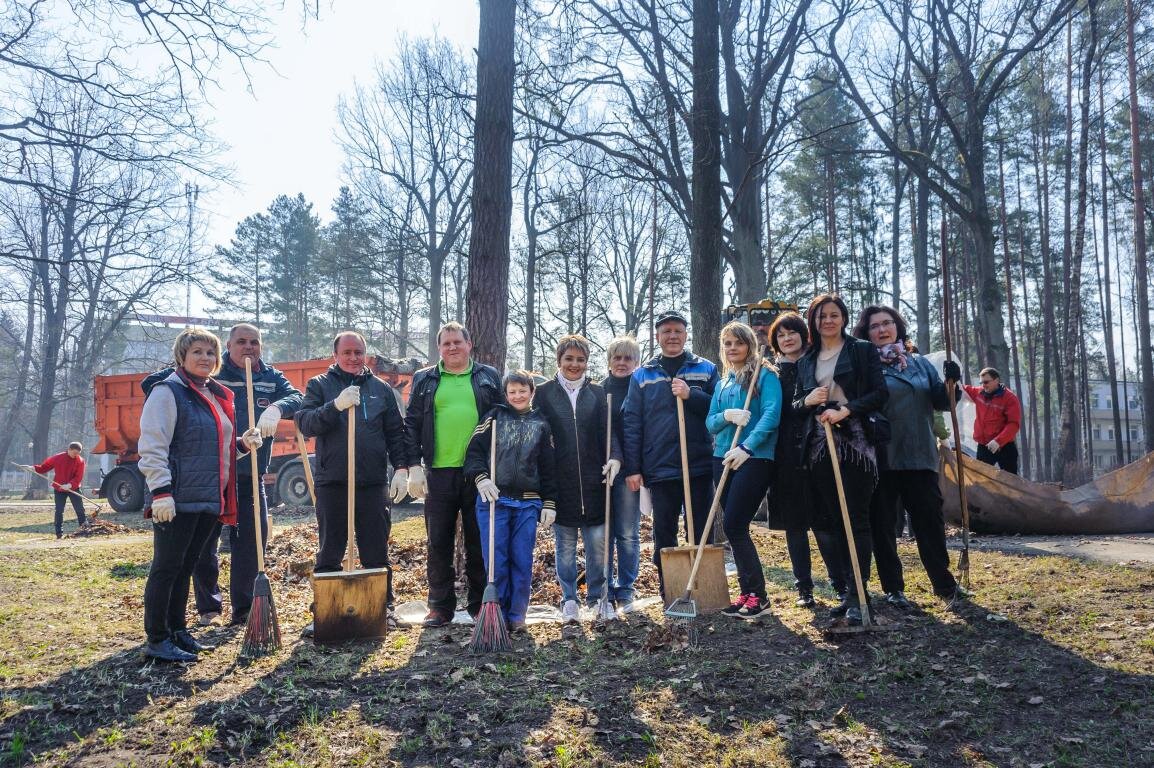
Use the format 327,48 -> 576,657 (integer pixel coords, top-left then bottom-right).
172,629 -> 213,654
828,592 -> 850,618
145,637 -> 197,663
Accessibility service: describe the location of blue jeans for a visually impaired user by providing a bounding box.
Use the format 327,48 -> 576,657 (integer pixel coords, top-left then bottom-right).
553,522 -> 607,606
476,496 -> 539,623
608,476 -> 641,602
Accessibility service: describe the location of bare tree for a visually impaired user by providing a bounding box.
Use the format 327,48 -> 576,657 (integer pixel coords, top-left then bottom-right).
338,36 -> 474,361
827,0 -> 1080,375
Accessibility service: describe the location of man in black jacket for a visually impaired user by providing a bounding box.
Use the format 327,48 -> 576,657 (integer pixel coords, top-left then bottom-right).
404,322 -> 502,627
295,331 -> 419,625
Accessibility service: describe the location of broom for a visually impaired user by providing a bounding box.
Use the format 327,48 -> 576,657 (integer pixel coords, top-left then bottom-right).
240,357 -> 281,658
468,419 -> 511,653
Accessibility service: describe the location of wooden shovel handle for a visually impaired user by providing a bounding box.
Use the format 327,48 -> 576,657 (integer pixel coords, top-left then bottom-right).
823,420 -> 871,626
676,395 -> 695,546
294,430 -> 317,506
346,403 -> 356,571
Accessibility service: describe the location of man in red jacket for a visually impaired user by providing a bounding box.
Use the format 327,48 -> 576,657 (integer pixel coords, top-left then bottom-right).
23,442 -> 88,538
962,368 -> 1022,475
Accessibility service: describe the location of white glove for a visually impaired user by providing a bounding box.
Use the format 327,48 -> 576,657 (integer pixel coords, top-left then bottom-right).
58,483 -> 73,491
241,427 -> 263,450
17,464 -> 33,473
407,465 -> 428,499
723,408 -> 751,427
602,459 -> 621,486
986,439 -> 1000,453
152,496 -> 176,523
335,386 -> 361,411
256,405 -> 282,437
389,469 -> 408,504
722,446 -> 751,471
476,477 -> 500,503
539,507 -> 556,527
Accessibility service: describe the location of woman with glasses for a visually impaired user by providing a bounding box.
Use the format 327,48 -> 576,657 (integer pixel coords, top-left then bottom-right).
852,305 -> 967,608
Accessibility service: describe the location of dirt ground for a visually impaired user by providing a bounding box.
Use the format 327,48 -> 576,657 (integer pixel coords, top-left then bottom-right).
0,501 -> 1151,767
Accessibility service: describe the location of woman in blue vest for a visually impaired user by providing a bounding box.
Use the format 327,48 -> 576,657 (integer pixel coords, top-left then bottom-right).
138,327 -> 262,662
852,305 -> 966,608
706,321 -> 782,618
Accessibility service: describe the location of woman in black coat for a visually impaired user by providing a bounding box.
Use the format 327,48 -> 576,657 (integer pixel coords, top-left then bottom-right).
793,294 -> 888,624
534,334 -> 621,623
767,312 -> 846,608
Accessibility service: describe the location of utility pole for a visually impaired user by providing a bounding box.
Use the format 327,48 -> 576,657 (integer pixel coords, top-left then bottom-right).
185,183 -> 199,325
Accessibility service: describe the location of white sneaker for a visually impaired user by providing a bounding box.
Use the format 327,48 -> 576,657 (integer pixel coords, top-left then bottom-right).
197,612 -> 222,627
561,599 -> 580,624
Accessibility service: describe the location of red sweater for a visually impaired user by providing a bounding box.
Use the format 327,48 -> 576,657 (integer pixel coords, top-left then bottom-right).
962,384 -> 1021,446
34,452 -> 86,491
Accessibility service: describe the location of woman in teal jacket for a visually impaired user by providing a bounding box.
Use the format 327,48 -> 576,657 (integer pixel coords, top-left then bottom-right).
706,321 -> 782,618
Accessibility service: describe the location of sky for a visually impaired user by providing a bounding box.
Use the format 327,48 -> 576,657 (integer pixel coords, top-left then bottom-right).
198,0 -> 478,251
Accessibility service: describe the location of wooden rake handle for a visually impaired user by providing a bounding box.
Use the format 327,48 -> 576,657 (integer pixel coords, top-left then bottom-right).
294,430 -> 317,506
684,377 -> 757,594
488,419 -> 497,583
243,358 -> 266,574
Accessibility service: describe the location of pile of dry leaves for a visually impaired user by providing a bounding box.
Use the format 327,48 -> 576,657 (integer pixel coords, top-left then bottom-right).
263,515 -> 661,607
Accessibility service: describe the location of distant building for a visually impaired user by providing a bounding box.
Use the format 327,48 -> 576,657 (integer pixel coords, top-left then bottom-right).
1086,379 -> 1145,472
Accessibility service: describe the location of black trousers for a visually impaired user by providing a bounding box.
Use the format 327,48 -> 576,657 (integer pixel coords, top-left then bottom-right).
143,512 -> 219,643
423,468 -> 486,616
785,527 -> 847,596
315,483 -> 393,604
53,490 -> 87,537
870,470 -> 957,597
811,458 -> 877,603
714,457 -> 772,599
977,441 -> 1018,474
648,475 -> 714,594
192,479 -> 271,619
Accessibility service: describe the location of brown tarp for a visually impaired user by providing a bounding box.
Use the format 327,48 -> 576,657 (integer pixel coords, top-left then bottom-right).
939,444 -> 1154,534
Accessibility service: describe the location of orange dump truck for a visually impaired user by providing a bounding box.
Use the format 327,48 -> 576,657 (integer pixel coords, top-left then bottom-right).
92,356 -> 421,512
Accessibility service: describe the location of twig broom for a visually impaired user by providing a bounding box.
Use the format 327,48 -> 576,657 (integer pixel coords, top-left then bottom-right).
468,419 -> 511,653
240,357 -> 281,658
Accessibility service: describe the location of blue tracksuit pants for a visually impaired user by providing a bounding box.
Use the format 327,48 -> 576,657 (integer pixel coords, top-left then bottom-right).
475,496 -> 540,623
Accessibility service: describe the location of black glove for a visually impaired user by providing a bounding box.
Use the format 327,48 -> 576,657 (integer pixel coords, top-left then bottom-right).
943,360 -> 962,382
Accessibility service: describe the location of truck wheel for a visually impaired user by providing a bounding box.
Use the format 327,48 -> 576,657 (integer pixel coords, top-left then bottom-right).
105,467 -> 145,513
276,460 -> 312,508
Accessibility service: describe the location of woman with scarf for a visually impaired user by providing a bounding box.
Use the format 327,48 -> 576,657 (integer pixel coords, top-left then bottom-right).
852,305 -> 966,608
706,321 -> 782,617
138,327 -> 263,662
793,295 -> 888,624
766,312 -> 846,608
535,334 -> 620,623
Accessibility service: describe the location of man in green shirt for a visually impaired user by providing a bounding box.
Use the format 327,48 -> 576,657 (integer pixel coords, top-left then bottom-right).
404,322 -> 503,627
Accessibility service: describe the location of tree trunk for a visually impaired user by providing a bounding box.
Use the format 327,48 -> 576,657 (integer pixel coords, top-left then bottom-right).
1126,0 -> 1154,453
465,0 -> 516,369
1056,0 -> 1097,485
913,178 -> 931,353
1097,68 -> 1124,467
690,0 -> 723,362
0,279 -> 38,470
998,135 -> 1029,477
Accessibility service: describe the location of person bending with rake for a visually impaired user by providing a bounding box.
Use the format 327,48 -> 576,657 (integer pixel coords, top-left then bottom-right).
463,371 -> 557,636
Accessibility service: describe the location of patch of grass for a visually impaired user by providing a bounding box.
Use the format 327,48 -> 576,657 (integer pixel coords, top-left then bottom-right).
109,562 -> 150,579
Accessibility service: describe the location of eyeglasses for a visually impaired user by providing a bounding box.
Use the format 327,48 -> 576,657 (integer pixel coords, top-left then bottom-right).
980,378 -> 995,385
868,319 -> 896,332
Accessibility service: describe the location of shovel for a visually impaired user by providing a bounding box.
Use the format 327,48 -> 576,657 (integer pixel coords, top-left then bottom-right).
311,400 -> 390,643
821,419 -> 898,635
659,395 -> 728,613
665,380 -> 756,619
294,429 -> 317,506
